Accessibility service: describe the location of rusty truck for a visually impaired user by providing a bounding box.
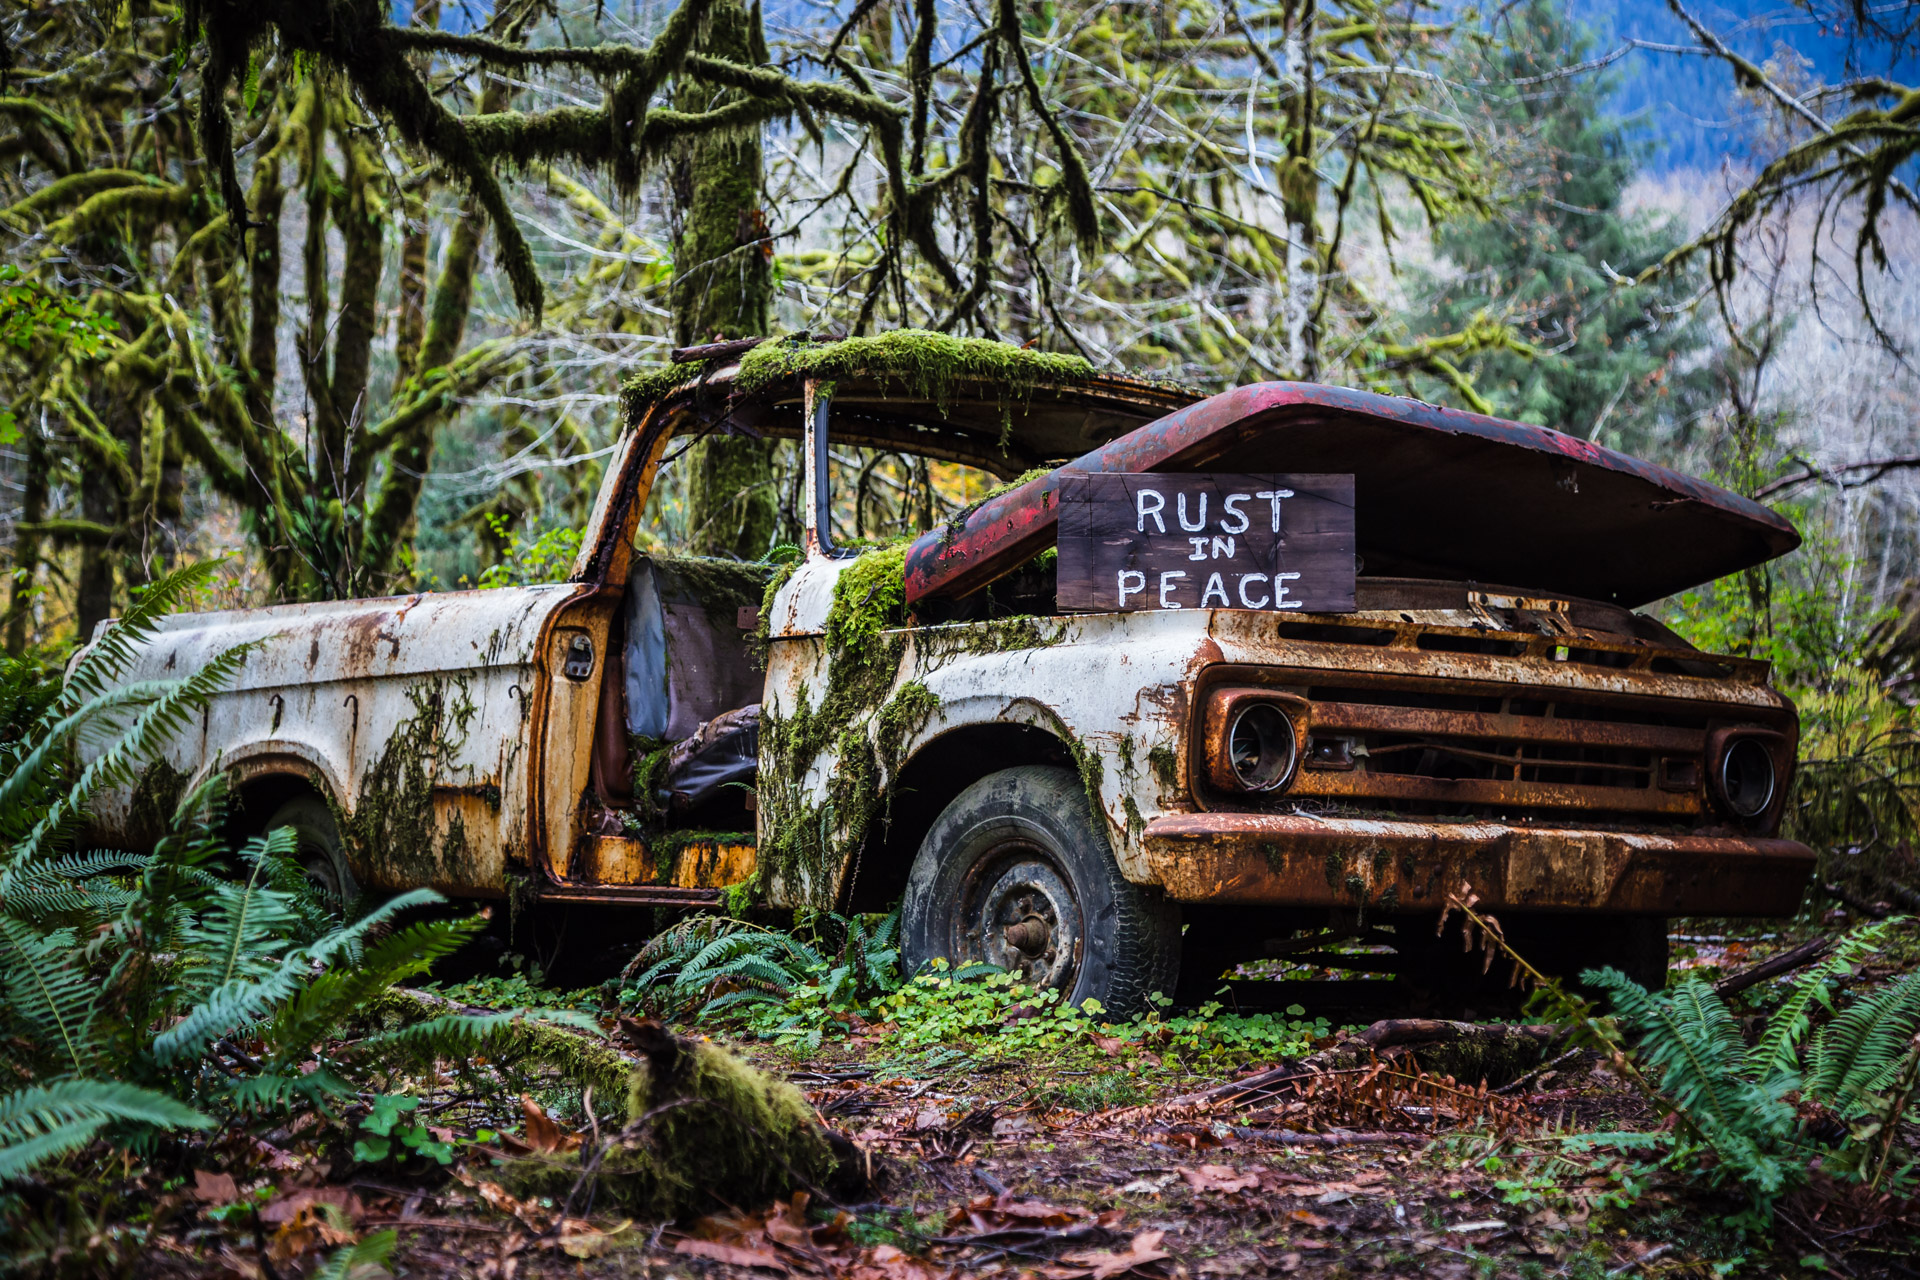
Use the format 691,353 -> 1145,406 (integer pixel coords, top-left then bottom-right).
81,333 -> 1815,1012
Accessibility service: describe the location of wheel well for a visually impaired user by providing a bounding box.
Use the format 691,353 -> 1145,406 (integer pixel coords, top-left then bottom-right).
225,772 -> 330,845
842,723 -> 1076,913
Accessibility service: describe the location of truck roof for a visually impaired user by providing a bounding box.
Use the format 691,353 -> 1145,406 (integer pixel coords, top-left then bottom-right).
627,334 -> 1800,609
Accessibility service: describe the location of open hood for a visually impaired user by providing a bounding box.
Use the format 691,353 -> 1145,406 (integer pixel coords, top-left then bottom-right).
903,381 -> 1801,609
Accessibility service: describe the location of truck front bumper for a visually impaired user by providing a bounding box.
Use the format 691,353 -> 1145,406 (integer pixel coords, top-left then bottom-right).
1142,813 -> 1815,915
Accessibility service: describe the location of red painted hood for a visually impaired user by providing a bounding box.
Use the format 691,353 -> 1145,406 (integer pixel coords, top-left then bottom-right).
903,382 -> 1800,609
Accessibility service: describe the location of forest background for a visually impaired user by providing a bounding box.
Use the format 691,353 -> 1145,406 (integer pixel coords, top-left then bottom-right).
2,0 -> 1918,809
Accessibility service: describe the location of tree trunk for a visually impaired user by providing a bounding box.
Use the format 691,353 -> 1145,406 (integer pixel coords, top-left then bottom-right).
673,0 -> 778,561
5,426 -> 46,653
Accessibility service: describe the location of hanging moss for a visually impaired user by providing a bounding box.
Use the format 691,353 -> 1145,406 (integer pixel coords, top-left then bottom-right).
620,330 -> 1097,426
1148,744 -> 1181,793
338,677 -> 480,887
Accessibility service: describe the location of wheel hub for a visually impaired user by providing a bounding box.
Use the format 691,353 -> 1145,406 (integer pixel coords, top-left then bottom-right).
959,845 -> 1083,992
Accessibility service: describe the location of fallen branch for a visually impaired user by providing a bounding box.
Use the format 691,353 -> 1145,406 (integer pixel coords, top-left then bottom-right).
1712,936 -> 1833,998
1161,1019 -> 1560,1110
1824,882 -> 1892,920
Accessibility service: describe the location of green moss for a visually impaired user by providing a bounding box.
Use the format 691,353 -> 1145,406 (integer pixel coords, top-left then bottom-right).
1148,744 -> 1181,792
621,330 -> 1097,427
650,553 -> 772,621
751,555 -> 802,664
502,1037 -> 839,1221
646,829 -> 756,883
756,543 -> 916,905
128,758 -> 189,845
340,677 -> 480,886
629,735 -> 672,823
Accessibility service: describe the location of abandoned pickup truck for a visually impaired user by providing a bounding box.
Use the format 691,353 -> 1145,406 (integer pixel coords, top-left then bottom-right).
82,332 -> 1815,1013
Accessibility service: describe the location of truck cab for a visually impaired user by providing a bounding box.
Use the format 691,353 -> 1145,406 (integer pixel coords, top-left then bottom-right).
82,332 -> 1814,1012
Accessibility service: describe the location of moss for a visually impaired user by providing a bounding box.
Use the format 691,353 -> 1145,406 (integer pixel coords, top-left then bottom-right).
1148,744 -> 1181,792
340,677 -> 480,886
875,680 -> 938,768
1123,793 -> 1146,840
621,330 -> 1097,427
646,829 -> 755,882
128,758 -> 189,845
756,542 -> 915,905
935,465 -> 1053,548
651,553 -> 771,622
502,1034 -> 840,1221
751,555 -> 802,665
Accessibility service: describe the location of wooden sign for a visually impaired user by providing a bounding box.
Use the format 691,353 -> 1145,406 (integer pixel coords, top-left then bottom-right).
1055,472 -> 1356,613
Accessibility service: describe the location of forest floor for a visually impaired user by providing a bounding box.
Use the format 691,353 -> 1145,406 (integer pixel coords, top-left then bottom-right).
56,912 -> 1920,1280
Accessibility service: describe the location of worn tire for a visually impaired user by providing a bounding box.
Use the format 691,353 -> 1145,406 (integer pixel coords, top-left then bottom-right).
266,795 -> 358,907
901,766 -> 1180,1017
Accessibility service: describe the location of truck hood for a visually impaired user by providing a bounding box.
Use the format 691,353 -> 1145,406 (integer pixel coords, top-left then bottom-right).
904,382 -> 1801,609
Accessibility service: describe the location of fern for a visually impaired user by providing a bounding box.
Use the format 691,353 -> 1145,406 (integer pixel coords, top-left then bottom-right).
1809,970 -> 1920,1112
0,1080 -> 209,1182
1745,918 -> 1894,1080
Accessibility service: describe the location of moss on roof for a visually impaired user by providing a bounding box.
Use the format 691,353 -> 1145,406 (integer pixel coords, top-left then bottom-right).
620,329 -> 1098,427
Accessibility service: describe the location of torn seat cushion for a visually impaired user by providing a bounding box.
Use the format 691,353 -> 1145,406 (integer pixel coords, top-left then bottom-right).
660,705 -> 761,813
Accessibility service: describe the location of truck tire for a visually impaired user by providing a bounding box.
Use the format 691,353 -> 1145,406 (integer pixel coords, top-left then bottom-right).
266,795 -> 358,907
901,766 -> 1180,1017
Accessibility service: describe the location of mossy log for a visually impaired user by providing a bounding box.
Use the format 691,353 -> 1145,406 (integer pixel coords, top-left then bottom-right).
502,1019 -> 870,1221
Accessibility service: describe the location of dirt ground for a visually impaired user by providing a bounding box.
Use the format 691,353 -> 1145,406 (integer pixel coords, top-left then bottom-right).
35,914 -> 1918,1280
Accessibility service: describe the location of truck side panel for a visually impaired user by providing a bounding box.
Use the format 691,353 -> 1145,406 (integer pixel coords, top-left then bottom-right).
87,585 -> 582,895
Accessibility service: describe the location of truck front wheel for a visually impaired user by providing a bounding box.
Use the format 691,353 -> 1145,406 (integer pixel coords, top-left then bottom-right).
265,795 -> 358,908
901,766 -> 1180,1017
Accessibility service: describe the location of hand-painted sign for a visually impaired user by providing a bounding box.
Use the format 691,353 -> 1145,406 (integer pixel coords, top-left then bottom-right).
1055,472 -> 1356,613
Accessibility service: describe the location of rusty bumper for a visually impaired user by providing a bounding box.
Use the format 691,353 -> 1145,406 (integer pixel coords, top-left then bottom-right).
1142,813 -> 1815,915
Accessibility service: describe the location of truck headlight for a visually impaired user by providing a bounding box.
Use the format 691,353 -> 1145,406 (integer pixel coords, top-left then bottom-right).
1227,703 -> 1298,792
1716,737 -> 1777,819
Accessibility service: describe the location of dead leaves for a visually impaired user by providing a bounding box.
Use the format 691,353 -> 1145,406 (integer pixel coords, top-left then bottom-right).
1178,1164 -> 1261,1194
518,1094 -> 581,1154
669,1193 -> 927,1277
1054,1230 -> 1172,1279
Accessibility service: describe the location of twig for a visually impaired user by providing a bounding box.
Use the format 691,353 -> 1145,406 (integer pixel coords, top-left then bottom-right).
1608,1241 -> 1675,1275
1711,936 -> 1833,998
1492,1046 -> 1585,1096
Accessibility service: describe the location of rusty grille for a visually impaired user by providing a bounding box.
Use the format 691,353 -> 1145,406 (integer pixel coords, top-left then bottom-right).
1287,682 -> 1718,822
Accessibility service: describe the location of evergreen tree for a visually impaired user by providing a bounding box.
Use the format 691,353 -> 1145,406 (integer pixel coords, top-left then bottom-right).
1410,0 -> 1710,454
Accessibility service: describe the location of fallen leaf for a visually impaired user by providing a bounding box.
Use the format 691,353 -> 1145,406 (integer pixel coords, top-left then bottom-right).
992,1115 -> 1037,1138
1179,1165 -> 1260,1194
1060,1228 -> 1171,1280
455,1171 -> 553,1232
557,1218 -> 633,1259
267,1203 -> 355,1262
1090,1033 -> 1130,1056
913,1108 -> 947,1132
192,1169 -> 239,1204
1285,1209 -> 1331,1229
260,1187 -> 365,1225
1276,1253 -> 1302,1272
675,1237 -> 788,1271
520,1095 -> 582,1154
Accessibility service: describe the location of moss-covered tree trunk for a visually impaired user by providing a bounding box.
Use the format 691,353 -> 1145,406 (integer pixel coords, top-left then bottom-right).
673,0 -> 779,560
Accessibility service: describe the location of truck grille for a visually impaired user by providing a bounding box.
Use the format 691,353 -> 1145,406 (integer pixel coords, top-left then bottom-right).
1292,681 -> 1715,822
